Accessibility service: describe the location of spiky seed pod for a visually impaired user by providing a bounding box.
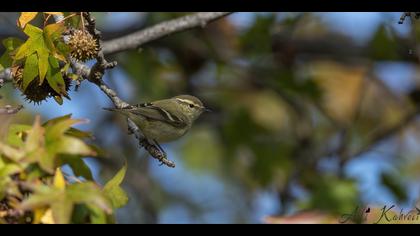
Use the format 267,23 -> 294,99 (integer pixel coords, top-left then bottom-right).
11,66 -> 72,105
67,30 -> 99,62
11,66 -> 23,85
48,76 -> 72,98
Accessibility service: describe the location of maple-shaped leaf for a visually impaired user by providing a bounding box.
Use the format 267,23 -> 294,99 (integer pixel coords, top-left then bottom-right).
19,181 -> 111,224
43,23 -> 67,62
15,24 -> 50,84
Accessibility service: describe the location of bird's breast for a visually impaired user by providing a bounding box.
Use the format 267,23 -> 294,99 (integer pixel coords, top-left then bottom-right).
141,121 -> 189,143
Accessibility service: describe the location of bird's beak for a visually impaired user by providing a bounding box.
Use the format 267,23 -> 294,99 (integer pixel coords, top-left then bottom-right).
203,107 -> 212,112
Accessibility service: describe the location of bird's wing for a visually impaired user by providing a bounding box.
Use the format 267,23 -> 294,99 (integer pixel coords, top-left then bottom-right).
127,103 -> 188,128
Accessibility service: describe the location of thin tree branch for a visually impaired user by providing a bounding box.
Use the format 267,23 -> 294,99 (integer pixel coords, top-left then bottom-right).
0,105 -> 23,115
58,13 -> 179,167
102,12 -> 232,55
0,68 -> 12,88
349,108 -> 420,159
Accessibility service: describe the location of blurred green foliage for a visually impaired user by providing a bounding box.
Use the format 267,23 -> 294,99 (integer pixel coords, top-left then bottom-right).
2,12 -> 420,224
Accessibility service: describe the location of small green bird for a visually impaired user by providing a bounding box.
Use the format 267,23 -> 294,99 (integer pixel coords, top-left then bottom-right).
104,95 -> 209,149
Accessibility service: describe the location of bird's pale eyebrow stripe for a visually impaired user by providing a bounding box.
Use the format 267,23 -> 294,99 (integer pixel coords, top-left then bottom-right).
176,98 -> 198,107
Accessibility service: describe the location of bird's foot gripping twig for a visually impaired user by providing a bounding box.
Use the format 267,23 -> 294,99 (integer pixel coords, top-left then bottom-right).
127,118 -> 175,168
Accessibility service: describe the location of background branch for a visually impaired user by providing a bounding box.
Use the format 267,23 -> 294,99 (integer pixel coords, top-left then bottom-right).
102,12 -> 232,55
0,105 -> 23,115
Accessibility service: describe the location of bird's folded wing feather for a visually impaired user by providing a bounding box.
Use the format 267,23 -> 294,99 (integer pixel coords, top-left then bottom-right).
128,103 -> 187,128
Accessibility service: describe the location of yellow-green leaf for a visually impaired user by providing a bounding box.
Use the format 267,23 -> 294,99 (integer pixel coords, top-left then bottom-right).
22,53 -> 39,91
66,182 -> 112,214
46,56 -> 67,96
55,136 -> 96,156
0,38 -> 23,69
53,168 -> 66,190
45,116 -> 82,142
18,12 -> 38,29
63,157 -> 94,180
44,12 -> 63,16
15,24 -> 44,60
51,198 -> 73,224
6,124 -> 31,148
102,162 -> 128,209
0,163 -> 22,178
0,142 -> 25,161
43,23 -> 66,62
38,50 -> 49,84
2,37 -> 24,51
24,116 -> 45,153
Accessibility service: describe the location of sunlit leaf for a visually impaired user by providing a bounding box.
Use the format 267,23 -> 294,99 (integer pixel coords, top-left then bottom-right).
39,208 -> 54,224
53,168 -> 66,190
45,117 -> 82,142
0,142 -> 26,161
0,164 -> 21,178
24,116 -> 45,153
6,124 -> 31,148
51,197 -> 72,224
54,136 -> 96,156
43,23 -> 66,62
102,163 -> 128,209
17,12 -> 38,29
22,53 -> 39,91
46,56 -> 67,96
44,12 -> 63,16
15,24 -> 45,60
66,182 -> 111,214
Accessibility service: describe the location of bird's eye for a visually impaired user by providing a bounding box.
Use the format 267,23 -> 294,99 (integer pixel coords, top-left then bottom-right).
189,104 -> 194,108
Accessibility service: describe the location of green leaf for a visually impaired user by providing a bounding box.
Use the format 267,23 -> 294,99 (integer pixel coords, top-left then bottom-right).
87,204 -> 109,224
45,117 -> 82,143
0,142 -> 26,162
54,136 -> 96,156
56,41 -> 70,57
66,182 -> 111,214
51,197 -> 73,224
19,186 -> 62,210
66,128 -> 93,139
24,116 -> 45,153
38,50 -> 49,84
36,149 -> 55,173
102,163 -> 128,209
43,23 -> 65,50
0,163 -> 21,178
2,37 -> 24,51
6,124 -> 31,148
43,23 -> 67,62
46,56 -> 67,95
42,114 -> 72,126
15,24 -> 45,60
22,53 -> 39,91
63,157 -> 94,180
0,38 -> 23,69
